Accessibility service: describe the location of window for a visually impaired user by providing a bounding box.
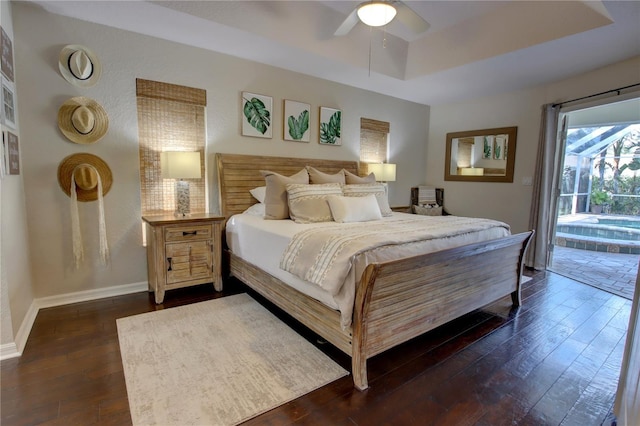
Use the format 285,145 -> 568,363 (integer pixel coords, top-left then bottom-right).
360,118 -> 390,166
136,79 -> 207,215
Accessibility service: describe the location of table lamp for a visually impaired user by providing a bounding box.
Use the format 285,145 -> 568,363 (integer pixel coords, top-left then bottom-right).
369,163 -> 396,183
160,151 -> 202,216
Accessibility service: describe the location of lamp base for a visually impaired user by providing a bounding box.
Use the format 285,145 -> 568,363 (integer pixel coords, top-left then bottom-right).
175,180 -> 191,217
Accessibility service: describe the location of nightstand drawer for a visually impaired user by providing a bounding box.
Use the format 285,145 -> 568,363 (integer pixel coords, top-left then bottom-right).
165,224 -> 213,242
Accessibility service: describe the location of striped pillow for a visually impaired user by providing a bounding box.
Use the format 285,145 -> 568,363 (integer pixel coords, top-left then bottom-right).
286,183 -> 343,223
342,183 -> 392,216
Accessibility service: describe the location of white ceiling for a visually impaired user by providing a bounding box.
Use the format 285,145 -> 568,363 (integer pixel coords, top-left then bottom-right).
30,0 -> 640,106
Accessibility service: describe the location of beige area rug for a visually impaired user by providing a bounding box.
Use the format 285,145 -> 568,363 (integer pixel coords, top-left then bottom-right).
117,293 -> 348,426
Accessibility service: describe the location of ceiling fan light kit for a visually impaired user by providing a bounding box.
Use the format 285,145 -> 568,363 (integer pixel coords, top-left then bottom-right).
357,2 -> 397,27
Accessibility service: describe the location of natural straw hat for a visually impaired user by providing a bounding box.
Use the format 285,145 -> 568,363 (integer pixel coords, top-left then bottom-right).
58,97 -> 109,144
57,153 -> 113,202
58,44 -> 102,88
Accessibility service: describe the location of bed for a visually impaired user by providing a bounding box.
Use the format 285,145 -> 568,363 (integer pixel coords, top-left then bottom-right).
216,153 -> 533,390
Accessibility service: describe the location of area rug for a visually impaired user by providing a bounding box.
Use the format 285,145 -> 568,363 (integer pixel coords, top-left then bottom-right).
117,293 -> 348,426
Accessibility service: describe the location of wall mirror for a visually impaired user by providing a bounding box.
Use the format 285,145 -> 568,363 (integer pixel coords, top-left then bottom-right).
444,126 -> 517,182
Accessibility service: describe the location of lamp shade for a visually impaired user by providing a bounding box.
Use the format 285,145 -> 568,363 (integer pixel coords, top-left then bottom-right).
369,163 -> 396,182
357,2 -> 397,27
160,151 -> 202,179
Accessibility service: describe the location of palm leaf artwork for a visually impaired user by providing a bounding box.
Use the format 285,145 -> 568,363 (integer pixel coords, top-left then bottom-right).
288,110 -> 309,140
494,144 -> 501,160
483,136 -> 491,159
243,96 -> 271,135
320,110 -> 341,145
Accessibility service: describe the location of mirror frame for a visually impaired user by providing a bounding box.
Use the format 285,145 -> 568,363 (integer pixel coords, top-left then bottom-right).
444,126 -> 517,182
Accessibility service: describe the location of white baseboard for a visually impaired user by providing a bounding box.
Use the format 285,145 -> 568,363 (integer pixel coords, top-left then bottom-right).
35,281 -> 148,309
0,342 -> 19,360
1,281 -> 148,361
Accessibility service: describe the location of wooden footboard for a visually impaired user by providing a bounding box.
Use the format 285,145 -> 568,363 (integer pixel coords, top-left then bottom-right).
351,230 -> 533,389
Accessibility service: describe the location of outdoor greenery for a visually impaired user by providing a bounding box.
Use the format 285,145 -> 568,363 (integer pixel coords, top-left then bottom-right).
590,189 -> 610,205
561,128 -> 640,216
592,130 -> 640,215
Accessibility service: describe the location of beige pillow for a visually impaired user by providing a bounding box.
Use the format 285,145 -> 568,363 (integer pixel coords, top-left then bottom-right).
286,183 -> 342,223
327,195 -> 382,223
307,166 -> 346,184
261,169 -> 309,219
344,169 -> 376,184
342,183 -> 392,216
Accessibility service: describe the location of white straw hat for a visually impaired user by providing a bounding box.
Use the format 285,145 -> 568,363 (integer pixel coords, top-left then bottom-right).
57,97 -> 109,144
58,44 -> 102,88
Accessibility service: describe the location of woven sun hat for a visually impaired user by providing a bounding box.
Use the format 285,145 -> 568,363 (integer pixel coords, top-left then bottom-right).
58,96 -> 109,144
58,44 -> 102,88
57,153 -> 113,202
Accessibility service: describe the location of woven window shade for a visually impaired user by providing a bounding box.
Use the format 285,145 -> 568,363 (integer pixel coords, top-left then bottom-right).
136,79 -> 207,215
360,118 -> 390,173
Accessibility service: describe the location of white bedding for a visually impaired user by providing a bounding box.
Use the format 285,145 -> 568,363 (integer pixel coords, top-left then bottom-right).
226,212 -> 510,328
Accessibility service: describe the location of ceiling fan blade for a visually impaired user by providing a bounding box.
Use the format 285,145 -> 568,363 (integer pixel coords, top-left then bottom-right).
334,9 -> 360,36
394,2 -> 430,34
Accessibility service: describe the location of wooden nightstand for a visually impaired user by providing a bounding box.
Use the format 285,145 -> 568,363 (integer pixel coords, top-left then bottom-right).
142,213 -> 225,303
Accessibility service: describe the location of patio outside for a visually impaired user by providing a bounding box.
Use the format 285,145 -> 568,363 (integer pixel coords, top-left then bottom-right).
549,113 -> 640,299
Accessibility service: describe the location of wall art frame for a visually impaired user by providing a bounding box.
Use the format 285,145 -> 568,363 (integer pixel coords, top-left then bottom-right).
283,99 -> 310,142
241,91 -> 272,138
3,130 -> 19,175
319,106 -> 341,146
1,76 -> 16,130
1,26 -> 14,82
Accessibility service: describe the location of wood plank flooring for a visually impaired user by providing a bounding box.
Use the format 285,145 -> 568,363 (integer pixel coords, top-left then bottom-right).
1,271 -> 631,425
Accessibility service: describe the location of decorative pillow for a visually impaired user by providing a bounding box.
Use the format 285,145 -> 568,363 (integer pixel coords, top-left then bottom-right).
286,183 -> 342,224
261,169 -> 309,220
243,203 -> 265,216
342,183 -> 393,217
307,166 -> 346,184
327,195 -> 382,223
249,186 -> 266,203
344,169 -> 376,184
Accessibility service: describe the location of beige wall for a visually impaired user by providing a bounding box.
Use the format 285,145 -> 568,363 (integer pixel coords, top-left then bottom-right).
10,1 -> 428,309
1,0 -> 35,350
426,56 -> 640,234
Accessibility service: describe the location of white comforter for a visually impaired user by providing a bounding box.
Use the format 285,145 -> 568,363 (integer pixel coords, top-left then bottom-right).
226,212 -> 510,328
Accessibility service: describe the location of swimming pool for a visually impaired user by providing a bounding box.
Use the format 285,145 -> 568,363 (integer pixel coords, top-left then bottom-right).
597,217 -> 640,230
555,215 -> 640,254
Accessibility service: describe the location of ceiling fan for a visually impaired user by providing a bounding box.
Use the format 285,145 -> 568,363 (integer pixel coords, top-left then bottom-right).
334,1 -> 430,37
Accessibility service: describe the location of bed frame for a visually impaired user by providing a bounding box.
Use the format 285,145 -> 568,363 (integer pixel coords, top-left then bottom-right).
216,153 -> 533,390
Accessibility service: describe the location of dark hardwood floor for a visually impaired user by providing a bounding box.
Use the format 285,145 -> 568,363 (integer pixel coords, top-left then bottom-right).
1,270 -> 631,425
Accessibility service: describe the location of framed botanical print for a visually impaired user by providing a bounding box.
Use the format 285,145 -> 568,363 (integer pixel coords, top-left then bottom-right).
283,100 -> 310,142
241,92 -> 272,138
319,107 -> 341,145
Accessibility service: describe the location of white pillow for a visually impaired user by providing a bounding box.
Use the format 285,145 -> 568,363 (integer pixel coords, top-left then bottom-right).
243,203 -> 265,216
249,186 -> 266,203
342,183 -> 392,217
327,195 -> 382,223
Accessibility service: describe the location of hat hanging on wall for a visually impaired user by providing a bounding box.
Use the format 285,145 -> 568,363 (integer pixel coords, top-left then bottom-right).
57,153 -> 113,202
58,44 -> 102,88
58,96 -> 109,144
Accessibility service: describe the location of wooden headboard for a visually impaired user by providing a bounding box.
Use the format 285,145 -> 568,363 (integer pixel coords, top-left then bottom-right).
216,153 -> 359,219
